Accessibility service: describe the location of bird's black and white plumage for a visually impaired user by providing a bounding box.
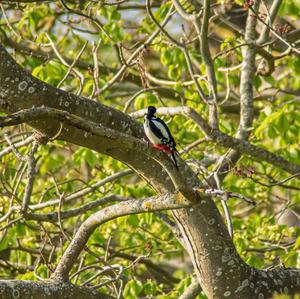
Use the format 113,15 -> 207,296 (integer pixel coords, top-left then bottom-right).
143,106 -> 179,169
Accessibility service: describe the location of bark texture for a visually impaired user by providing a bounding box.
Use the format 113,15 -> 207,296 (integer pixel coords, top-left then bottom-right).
0,279 -> 114,299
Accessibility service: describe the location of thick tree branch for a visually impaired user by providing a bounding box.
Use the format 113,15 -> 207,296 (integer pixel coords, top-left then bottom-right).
131,107 -> 300,177
52,193 -> 191,280
0,279 -> 114,299
25,195 -> 130,222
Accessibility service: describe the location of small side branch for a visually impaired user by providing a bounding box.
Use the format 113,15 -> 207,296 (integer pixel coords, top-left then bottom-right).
21,140 -> 39,214
257,0 -> 283,44
178,276 -> 202,299
4,134 -> 27,161
0,135 -> 34,159
194,0 -> 219,129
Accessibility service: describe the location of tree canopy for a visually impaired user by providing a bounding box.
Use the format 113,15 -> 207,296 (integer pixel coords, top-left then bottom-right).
0,0 -> 300,298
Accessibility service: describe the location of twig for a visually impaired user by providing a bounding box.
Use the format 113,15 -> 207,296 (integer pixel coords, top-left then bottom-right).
178,276 -> 202,299
123,87 -> 183,113
91,39 -> 101,99
57,41 -> 88,95
0,217 -> 22,232
194,0 -> 219,129
213,172 -> 233,238
26,195 -> 131,222
198,188 -> 256,205
59,0 -> 114,43
4,134 -> 27,161
146,0 -> 183,47
171,0 -> 196,22
46,33 -> 85,95
250,5 -> 300,54
0,135 -> 34,159
0,4 -> 51,47
57,191 -> 70,241
249,172 -> 300,188
31,169 -> 133,211
94,5 -> 175,95
82,264 -> 123,287
181,42 -> 208,104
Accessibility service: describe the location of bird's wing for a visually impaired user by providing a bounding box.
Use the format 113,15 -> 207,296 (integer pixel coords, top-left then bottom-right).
148,119 -> 166,141
150,118 -> 176,147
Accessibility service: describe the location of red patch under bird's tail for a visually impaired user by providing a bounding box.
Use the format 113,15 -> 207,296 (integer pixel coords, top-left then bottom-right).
153,144 -> 172,154
153,144 -> 179,170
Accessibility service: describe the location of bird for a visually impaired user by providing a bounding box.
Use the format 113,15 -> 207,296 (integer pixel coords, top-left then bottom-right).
143,106 -> 179,169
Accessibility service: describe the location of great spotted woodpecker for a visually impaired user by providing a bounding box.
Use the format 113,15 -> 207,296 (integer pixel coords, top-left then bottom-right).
143,106 -> 179,169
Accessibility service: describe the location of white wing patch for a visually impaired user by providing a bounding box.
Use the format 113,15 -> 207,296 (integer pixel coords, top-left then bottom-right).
144,119 -> 161,144
151,119 -> 169,139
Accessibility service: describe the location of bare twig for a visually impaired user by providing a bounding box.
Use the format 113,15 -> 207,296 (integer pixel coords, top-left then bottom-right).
0,135 -> 34,159
95,5 -> 175,95
91,39 -> 101,99
4,134 -> 27,161
26,195 -> 130,222
182,42 -> 208,103
46,33 -> 85,95
171,0 -> 196,22
57,41 -> 88,95
59,0 -> 114,43
250,5 -> 300,54
213,172 -> 233,238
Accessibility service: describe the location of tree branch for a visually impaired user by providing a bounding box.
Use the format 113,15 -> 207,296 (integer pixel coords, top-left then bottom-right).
0,279 -> 114,299
52,193 -> 191,280
131,107 -> 300,177
178,276 -> 202,299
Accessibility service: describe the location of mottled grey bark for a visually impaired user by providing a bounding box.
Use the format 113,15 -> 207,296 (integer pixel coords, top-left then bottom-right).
0,279 -> 114,299
0,45 -> 299,298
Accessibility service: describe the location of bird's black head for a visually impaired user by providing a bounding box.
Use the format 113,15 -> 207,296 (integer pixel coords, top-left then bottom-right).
145,106 -> 157,119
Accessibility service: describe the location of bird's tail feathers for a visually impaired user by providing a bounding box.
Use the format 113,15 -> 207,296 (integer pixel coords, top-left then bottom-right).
171,151 -> 179,170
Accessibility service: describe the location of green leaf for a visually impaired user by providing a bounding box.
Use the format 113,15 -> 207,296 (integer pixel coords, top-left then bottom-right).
168,65 -> 181,80
85,149 -> 98,168
123,279 -> 143,298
